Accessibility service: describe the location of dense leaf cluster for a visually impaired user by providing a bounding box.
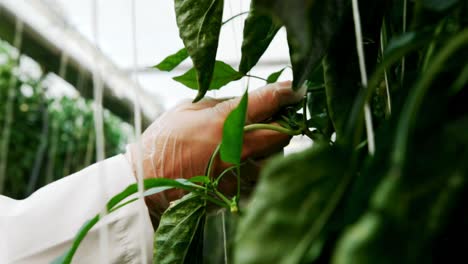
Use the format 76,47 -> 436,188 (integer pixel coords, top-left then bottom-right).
0,41 -> 128,199
152,0 -> 468,263
56,0 -> 468,263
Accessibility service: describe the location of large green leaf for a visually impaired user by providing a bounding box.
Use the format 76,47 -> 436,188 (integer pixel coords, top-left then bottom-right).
174,0 -> 224,102
220,90 -> 248,165
154,48 -> 188,72
422,0 -> 459,12
252,0 -> 310,56
290,0 -> 348,90
324,0 -> 385,140
154,193 -> 206,264
253,0 -> 347,89
344,30 -> 437,141
333,116 -> 468,264
52,178 -> 205,264
238,3 -> 282,74
173,61 -> 243,91
234,144 -> 351,264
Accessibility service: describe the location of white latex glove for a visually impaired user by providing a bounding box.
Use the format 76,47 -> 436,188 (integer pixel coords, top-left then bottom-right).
127,81 -> 304,224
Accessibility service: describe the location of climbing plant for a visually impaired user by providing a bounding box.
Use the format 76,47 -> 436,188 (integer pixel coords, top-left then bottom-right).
0,40 -> 129,199
56,0 -> 468,263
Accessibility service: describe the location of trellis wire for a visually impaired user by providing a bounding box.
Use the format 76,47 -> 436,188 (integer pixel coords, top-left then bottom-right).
130,0 -> 149,262
91,0 -> 110,262
351,0 -> 376,155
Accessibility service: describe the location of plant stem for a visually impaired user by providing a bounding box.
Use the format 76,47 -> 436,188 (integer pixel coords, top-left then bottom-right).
215,165 -> 238,186
450,63 -> 468,95
401,0 -> 407,84
380,18 -> 392,116
355,140 -> 368,151
214,188 -> 232,206
236,166 -> 241,199
244,74 -> 268,82
422,20 -> 445,72
206,144 -> 221,178
222,11 -> 249,25
307,84 -> 325,91
198,192 -> 229,208
351,0 -> 376,155
244,123 -> 302,136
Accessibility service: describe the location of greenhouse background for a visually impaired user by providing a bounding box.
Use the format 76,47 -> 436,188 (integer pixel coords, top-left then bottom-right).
0,0 -> 310,199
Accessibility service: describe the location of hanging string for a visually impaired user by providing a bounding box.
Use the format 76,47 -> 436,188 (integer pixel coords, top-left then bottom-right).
91,0 -> 110,262
351,0 -> 376,155
130,0 -> 149,262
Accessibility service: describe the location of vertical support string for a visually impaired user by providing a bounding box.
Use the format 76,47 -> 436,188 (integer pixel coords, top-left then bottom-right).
351,0 -> 376,155
221,210 -> 228,264
91,0 -> 110,262
130,0 -> 149,262
401,0 -> 407,84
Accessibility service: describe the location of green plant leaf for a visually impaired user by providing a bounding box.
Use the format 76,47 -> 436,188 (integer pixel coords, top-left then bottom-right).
333,117 -> 468,264
219,90 -> 248,165
345,30 -> 437,142
291,0 -> 348,90
173,61 -> 243,91
266,68 -> 286,83
307,89 -> 332,136
235,145 -> 352,264
252,0 -> 310,56
384,31 -> 435,58
422,0 -> 459,12
239,3 -> 282,74
253,0 -> 347,89
174,0 -> 224,102
184,212 -> 205,264
51,216 -> 100,264
324,0 -> 386,141
52,178 -> 204,264
107,178 -> 202,211
392,28 -> 468,167
154,193 -> 206,264
154,48 -> 188,71
188,175 -> 211,184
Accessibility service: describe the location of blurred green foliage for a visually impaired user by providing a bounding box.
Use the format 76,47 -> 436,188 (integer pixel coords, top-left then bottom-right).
151,0 -> 468,263
0,40 -> 129,199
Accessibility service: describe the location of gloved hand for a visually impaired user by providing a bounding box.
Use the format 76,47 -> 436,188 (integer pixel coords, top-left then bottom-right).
127,81 -> 304,223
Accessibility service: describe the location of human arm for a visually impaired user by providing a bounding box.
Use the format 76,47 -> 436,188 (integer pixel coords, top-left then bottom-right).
0,154 -> 153,264
0,81 -> 303,263
127,81 -> 305,226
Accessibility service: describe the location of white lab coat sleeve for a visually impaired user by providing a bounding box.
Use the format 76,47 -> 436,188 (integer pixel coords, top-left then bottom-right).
0,154 -> 154,264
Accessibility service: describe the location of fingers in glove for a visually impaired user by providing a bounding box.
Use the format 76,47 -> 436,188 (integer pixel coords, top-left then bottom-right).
210,81 -> 305,123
